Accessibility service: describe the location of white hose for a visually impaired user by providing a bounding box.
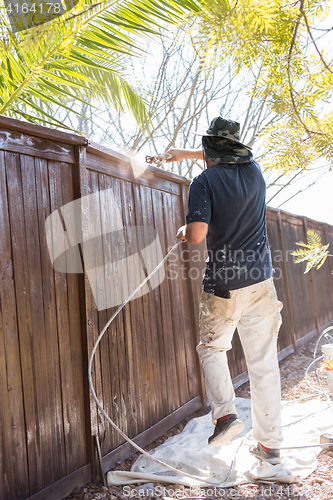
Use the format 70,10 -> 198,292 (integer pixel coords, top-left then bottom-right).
88,239 -> 222,485
89,243 -> 333,480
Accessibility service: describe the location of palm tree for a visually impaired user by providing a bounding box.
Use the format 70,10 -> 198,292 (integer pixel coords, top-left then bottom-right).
0,0 -> 202,130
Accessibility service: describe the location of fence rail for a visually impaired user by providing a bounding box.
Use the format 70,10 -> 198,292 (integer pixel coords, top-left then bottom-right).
0,116 -> 332,500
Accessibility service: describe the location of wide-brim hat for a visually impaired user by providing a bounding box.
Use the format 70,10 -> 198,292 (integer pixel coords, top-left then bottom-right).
193,116 -> 252,150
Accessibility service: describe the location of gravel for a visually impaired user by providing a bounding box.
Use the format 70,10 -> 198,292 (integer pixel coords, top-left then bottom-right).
64,336 -> 333,500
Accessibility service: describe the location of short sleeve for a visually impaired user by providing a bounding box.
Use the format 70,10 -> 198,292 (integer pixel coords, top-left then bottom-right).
186,175 -> 212,225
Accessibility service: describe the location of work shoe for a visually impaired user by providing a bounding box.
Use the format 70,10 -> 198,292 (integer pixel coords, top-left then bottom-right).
208,414 -> 245,446
249,443 -> 281,465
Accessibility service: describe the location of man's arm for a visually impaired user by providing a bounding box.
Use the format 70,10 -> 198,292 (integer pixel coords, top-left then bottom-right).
177,222 -> 208,244
165,148 -> 203,162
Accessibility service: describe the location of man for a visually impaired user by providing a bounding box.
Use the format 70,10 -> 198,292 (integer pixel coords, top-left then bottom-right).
166,117 -> 283,465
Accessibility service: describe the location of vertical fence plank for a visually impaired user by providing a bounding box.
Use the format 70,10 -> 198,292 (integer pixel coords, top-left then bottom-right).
71,145 -> 92,470
96,173 -> 118,456
0,151 -> 28,500
120,179 -> 149,432
138,184 -> 169,421
34,157 -> 66,482
152,188 -> 181,413
179,183 -> 207,406
132,183 -> 159,426
162,191 -> 189,406
48,160 -> 86,476
60,161 -> 87,472
5,151 -> 39,497
85,169 -> 105,454
110,176 -> 139,440
20,154 -> 54,492
277,211 -> 297,351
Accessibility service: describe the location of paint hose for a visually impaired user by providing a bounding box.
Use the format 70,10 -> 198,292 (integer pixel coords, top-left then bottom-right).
89,244 -> 333,479
88,239 -> 223,485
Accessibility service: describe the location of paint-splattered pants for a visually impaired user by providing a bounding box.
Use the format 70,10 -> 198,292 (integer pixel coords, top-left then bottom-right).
197,277 -> 283,448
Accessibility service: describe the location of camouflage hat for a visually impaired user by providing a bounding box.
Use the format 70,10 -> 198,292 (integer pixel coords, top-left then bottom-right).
194,116 -> 251,150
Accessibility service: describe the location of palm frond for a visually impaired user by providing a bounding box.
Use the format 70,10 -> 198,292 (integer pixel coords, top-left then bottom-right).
0,0 -> 203,130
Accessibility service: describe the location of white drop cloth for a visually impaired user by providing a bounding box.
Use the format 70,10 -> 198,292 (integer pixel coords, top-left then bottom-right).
107,397 -> 333,487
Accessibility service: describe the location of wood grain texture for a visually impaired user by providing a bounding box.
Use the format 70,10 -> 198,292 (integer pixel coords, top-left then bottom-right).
138,184 -> 169,422
86,152 -> 181,196
34,157 -> 66,482
0,115 -> 87,146
0,130 -> 75,162
152,188 -> 180,414
59,161 -> 87,472
20,153 -> 54,493
85,169 -> 105,441
119,179 -> 148,434
0,151 -> 29,500
5,151 -> 39,498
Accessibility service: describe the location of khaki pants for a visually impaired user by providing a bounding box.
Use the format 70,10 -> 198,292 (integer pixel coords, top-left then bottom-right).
197,277 -> 283,449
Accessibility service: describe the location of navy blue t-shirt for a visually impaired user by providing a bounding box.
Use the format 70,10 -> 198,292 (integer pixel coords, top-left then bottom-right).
186,160 -> 273,292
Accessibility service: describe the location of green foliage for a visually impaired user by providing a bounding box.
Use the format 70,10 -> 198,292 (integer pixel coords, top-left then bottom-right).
0,0 -> 202,129
291,229 -> 330,273
193,0 -> 333,173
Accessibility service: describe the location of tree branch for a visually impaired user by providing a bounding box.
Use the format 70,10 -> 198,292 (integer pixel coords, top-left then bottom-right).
300,3 -> 333,74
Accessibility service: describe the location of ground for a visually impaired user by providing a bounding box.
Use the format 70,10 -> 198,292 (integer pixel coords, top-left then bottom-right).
65,336 -> 333,500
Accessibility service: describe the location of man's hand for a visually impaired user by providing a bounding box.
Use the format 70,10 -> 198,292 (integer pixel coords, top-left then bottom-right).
176,222 -> 208,244
177,225 -> 187,242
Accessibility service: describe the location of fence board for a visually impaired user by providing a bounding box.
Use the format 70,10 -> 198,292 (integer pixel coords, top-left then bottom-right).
97,174 -> 122,455
0,130 -> 74,162
48,160 -> 86,478
0,115 -> 87,146
34,157 -> 66,482
0,151 -> 28,500
131,183 -> 159,427
60,161 -> 87,472
152,188 -> 181,414
85,169 -> 105,443
86,152 -> 180,195
269,213 -> 296,352
178,184 -> 206,402
5,151 -> 39,498
20,154 -> 54,492
120,179 -> 149,435
109,176 -> 139,441
162,191 -> 190,406
138,184 -> 169,421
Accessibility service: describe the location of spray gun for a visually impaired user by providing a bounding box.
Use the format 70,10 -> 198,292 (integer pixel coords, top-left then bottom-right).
145,153 -> 173,167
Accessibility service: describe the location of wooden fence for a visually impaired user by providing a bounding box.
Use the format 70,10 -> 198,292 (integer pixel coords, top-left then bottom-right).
0,116 -> 332,500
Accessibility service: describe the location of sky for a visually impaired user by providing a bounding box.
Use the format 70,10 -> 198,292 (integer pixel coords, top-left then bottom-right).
265,167 -> 333,225
69,2 -> 333,228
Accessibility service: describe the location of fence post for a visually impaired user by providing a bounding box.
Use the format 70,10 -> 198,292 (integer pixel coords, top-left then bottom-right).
302,217 -> 320,335
179,183 -> 207,409
277,211 -> 297,351
72,145 -> 95,478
